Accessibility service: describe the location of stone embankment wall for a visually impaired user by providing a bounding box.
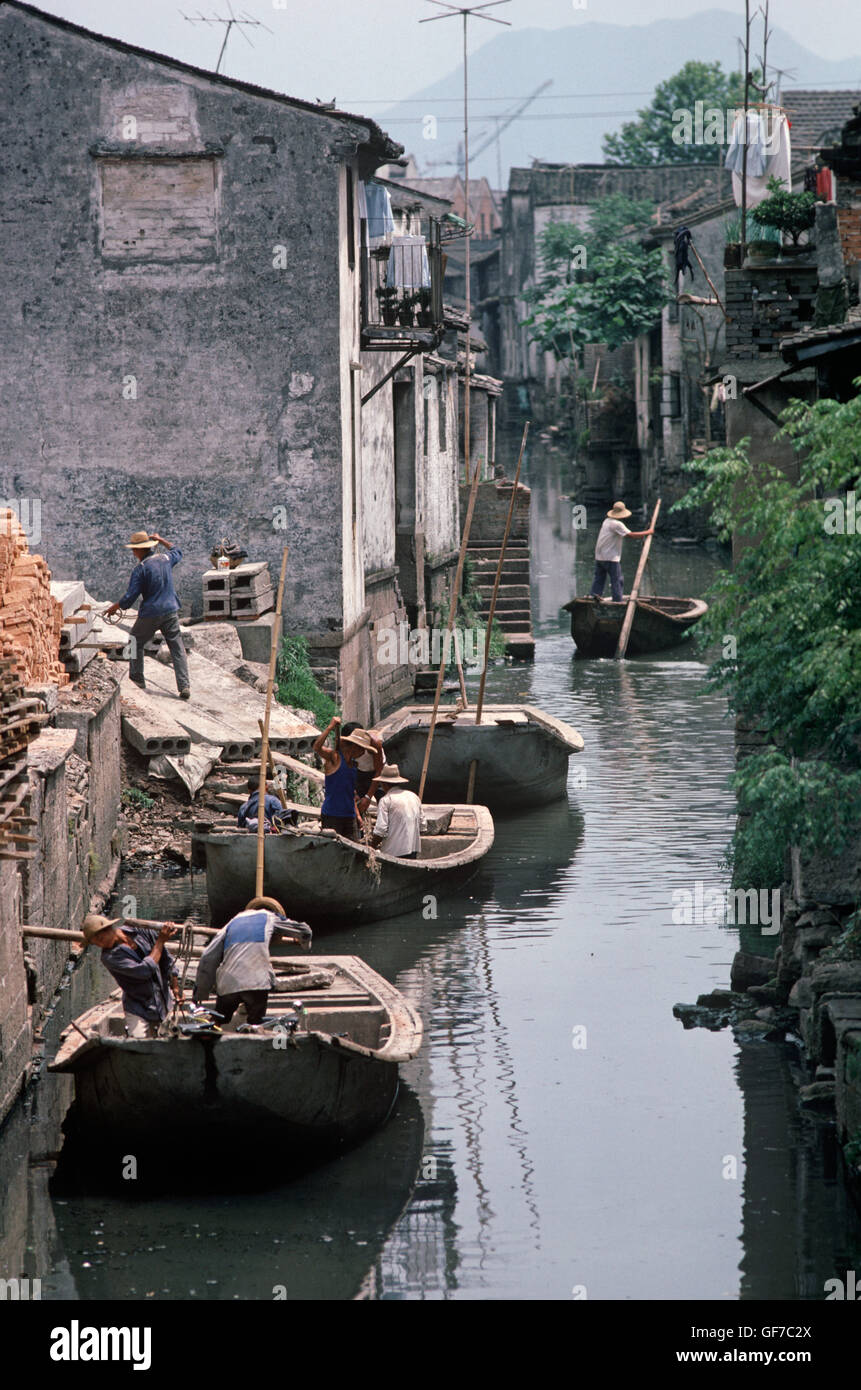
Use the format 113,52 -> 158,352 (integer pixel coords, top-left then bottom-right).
731,846 -> 861,1165
0,665 -> 122,1128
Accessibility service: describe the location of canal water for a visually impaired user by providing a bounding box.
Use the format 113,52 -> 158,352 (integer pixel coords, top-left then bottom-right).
3,438 -> 860,1300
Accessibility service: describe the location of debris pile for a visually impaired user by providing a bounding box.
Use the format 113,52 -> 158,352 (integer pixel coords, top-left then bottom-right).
0,508 -> 67,686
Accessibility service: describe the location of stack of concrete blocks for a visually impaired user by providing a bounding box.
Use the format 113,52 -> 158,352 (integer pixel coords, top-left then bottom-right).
51,580 -> 100,678
203,562 -> 274,622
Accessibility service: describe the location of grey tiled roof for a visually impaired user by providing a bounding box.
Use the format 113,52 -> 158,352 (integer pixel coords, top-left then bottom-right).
782,90 -> 861,150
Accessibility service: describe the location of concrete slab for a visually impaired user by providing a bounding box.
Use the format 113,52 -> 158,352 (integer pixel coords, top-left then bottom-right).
49,581 -> 85,619
27,727 -> 77,775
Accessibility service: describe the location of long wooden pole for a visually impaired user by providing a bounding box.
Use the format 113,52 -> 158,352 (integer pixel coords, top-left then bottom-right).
418,459 -> 484,802
255,546 -> 289,900
615,499 -> 661,660
474,421 -> 529,728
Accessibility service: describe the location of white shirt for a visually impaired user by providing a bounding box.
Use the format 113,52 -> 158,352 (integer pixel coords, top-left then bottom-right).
595,518 -> 630,563
375,788 -> 422,857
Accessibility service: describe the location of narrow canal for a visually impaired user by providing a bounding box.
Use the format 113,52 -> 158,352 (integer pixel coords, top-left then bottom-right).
4,437 -> 860,1301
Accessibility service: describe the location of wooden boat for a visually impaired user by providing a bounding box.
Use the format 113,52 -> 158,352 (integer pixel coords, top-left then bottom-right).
563,595 -> 708,657
49,957 -> 422,1154
376,703 -> 584,812
192,803 -> 494,927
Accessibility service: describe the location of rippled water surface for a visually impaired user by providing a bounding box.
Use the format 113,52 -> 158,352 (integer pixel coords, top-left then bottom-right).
4,438 -> 860,1300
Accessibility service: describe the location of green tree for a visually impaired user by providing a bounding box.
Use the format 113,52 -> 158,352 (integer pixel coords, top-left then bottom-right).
674,390 -> 861,886
522,194 -> 669,357
602,60 -> 751,165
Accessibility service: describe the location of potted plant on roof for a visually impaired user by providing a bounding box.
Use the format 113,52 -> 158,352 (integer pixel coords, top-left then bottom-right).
750,177 -> 817,258
724,218 -> 743,269
376,285 -> 398,327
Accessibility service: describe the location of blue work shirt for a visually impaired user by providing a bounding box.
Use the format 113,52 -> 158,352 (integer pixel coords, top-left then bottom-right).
238,790 -> 284,828
119,548 -> 182,617
100,926 -> 179,1021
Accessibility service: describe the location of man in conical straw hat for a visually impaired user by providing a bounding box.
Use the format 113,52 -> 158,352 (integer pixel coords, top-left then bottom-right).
105,529 -> 191,699
589,501 -> 654,603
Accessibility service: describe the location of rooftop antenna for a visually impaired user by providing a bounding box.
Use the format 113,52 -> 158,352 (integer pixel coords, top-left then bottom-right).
182,2 -> 271,74
418,2 -> 512,478
417,0 -> 512,785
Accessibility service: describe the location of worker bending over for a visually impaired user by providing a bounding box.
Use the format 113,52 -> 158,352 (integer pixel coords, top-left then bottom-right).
370,764 -> 422,859
193,902 -> 312,1026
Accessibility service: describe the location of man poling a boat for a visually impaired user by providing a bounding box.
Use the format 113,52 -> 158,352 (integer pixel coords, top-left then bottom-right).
370,764 -> 422,860
313,715 -> 365,839
589,502 -> 655,603
82,913 -> 183,1039
192,899 -> 312,1027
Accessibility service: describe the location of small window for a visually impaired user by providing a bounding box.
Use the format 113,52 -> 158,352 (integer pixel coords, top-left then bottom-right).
438,377 -> 448,450
667,373 -> 681,418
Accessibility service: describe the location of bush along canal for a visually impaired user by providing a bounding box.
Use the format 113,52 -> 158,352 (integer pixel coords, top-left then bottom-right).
0,432 -> 858,1301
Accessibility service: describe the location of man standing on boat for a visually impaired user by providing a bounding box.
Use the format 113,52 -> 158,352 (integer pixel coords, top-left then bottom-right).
313,715 -> 363,838
370,765 -> 422,859
340,722 -> 386,816
589,502 -> 654,603
82,913 -> 182,1039
104,529 -> 191,699
193,902 -> 312,1026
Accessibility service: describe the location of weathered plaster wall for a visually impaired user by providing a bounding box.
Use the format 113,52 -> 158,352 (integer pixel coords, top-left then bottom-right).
0,8 -> 364,638
0,862 -> 30,1125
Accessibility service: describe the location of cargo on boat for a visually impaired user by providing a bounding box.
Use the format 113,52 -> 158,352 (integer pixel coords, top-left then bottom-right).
49,957 -> 423,1153
376,704 -> 584,812
192,804 -> 494,927
563,595 -> 708,657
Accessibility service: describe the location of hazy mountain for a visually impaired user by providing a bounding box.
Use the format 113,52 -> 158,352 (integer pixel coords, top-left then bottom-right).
379,9 -> 861,183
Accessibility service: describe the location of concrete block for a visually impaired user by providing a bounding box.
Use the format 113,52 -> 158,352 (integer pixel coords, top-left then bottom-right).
235,614 -> 279,665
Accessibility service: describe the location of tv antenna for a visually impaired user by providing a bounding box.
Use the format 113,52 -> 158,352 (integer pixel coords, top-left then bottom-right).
182,3 -> 272,74
419,1 -> 513,493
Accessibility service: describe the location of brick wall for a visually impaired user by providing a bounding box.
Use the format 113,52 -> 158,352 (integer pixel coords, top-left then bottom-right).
724,265 -> 818,360
836,175 -> 861,269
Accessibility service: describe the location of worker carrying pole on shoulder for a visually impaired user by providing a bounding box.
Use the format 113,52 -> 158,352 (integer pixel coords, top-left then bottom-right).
105,529 -> 191,700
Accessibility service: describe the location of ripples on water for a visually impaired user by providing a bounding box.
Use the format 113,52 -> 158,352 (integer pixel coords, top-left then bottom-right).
6,446 -> 860,1300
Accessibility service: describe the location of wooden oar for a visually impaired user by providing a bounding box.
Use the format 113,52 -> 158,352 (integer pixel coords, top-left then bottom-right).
466,421 -> 530,804
615,498 -> 661,660
418,454 -> 484,802
255,547 -> 289,901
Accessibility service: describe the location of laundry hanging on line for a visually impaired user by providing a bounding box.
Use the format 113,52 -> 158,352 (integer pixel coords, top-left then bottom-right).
726,109 -> 792,208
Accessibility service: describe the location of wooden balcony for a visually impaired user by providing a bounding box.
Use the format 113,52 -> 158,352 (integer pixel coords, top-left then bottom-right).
361,220 -> 445,351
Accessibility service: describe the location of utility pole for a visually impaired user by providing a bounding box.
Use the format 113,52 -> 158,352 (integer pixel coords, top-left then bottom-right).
420,2 -> 512,493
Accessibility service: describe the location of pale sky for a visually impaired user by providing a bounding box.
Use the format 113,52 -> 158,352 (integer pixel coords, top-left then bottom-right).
27,0 -> 861,109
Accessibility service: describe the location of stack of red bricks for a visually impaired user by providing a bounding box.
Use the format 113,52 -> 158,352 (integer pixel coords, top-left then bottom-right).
0,507 -> 68,687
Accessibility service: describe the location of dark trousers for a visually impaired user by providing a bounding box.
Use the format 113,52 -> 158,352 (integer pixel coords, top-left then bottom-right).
321,814 -> 357,838
130,610 -> 189,690
216,990 -> 269,1025
589,560 -> 624,602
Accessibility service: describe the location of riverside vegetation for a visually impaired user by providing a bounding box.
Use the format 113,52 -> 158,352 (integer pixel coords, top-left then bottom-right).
675,387 -> 861,890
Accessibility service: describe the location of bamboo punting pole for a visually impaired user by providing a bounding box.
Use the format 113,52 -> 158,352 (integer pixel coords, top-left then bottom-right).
21,919 -> 219,943
255,546 -> 289,901
615,498 -> 661,660
418,457 -> 484,802
466,421 -> 530,804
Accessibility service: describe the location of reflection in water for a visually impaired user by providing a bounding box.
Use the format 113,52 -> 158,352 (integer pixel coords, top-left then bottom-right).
0,435 -> 858,1298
